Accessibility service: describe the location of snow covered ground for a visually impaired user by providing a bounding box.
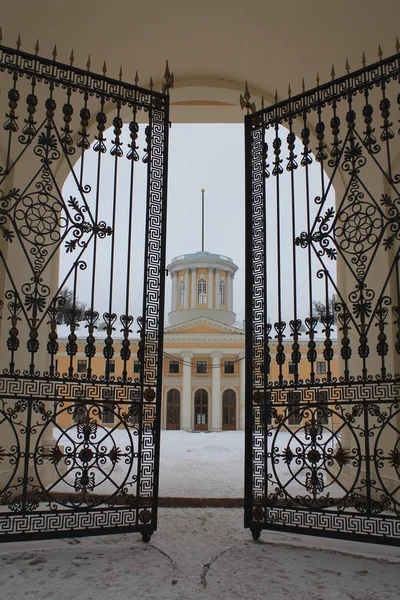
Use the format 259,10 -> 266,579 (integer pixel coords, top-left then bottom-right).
1,508 -> 399,600
1,431 -> 399,599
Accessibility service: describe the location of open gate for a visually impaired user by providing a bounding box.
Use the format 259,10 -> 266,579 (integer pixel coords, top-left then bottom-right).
245,52 -> 400,544
0,44 -> 169,542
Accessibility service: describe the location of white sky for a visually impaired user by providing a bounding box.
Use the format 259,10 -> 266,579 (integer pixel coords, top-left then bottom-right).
60,123 -> 336,326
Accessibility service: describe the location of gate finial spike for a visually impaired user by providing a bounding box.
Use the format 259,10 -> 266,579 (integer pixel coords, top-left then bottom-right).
331,64 -> 335,80
69,49 -> 74,66
149,76 -> 154,90
102,60 -> 107,75
261,95 -> 264,110
35,39 -> 40,55
240,81 -> 255,114
275,89 -> 278,103
16,34 -> 21,49
378,43 -> 383,59
316,71 -> 320,86
362,51 -> 366,67
396,36 -> 400,53
0,27 -> 2,44
86,55 -> 91,71
162,60 -> 174,95
345,58 -> 350,74
288,83 -> 291,98
52,44 -> 57,60
302,77 -> 305,92
119,65 -> 123,81
134,70 -> 139,85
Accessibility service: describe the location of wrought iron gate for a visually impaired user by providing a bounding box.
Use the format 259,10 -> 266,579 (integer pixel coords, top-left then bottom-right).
0,44 -> 169,542
245,52 -> 400,545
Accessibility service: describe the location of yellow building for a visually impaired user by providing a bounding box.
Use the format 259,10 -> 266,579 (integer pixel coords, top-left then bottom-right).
56,250 -> 338,431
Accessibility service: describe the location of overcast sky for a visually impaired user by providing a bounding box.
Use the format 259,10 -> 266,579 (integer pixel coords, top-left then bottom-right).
60,123 -> 335,326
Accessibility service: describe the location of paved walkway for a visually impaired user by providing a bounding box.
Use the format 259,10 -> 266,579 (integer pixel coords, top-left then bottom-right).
1,508 -> 399,600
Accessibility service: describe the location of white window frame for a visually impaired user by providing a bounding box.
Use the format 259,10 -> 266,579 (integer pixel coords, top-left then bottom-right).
178,280 -> 185,306
197,278 -> 207,304
219,280 -> 226,305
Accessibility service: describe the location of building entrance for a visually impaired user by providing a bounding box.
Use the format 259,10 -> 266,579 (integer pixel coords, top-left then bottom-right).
194,389 -> 208,430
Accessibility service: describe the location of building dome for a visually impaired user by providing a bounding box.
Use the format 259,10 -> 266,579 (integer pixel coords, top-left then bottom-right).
167,251 -> 238,325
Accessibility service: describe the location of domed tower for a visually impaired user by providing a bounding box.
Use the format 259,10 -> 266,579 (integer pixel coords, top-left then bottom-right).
167,251 -> 238,325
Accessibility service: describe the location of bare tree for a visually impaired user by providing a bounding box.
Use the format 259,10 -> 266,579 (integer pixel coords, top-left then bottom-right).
312,293 -> 338,324
57,287 -> 87,325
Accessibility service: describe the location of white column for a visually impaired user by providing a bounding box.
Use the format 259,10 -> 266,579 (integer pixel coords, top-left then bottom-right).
181,352 -> 193,430
211,352 -> 222,430
171,272 -> 177,311
239,352 -> 245,430
228,272 -> 234,311
184,268 -> 189,309
208,267 -> 214,309
215,269 -> 220,309
191,268 -> 197,309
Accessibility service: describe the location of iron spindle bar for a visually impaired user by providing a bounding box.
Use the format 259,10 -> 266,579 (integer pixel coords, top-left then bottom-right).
121,104 -> 138,383
288,114 -> 299,385
323,269 -> 333,382
302,109 -> 316,384
104,94 -> 123,382
107,98 -> 122,317
78,69 -> 90,197
274,121 -> 284,386
363,403 -> 372,515
87,85 -> 107,381
379,75 -> 393,184
4,53 -> 20,176
21,398 -> 33,515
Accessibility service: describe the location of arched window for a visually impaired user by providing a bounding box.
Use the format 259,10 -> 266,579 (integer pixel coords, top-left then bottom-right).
197,278 -> 207,304
179,280 -> 185,306
219,280 -> 226,306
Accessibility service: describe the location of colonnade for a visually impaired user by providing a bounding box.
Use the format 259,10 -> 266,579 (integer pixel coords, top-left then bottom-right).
179,350 -> 244,431
170,268 -> 234,312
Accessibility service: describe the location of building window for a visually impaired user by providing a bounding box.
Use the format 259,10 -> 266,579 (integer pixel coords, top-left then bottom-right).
105,360 -> 115,375
224,361 -> 234,374
288,362 -> 297,375
316,361 -> 327,374
133,360 -> 141,373
77,359 -> 87,373
101,388 -> 115,424
169,360 -> 179,374
316,390 -> 329,424
219,280 -> 226,306
288,391 -> 302,425
197,278 -> 207,304
179,280 -> 185,306
197,360 -> 207,374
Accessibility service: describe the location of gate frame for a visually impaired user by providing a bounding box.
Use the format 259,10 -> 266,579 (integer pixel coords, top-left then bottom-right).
244,52 -> 400,546
0,43 -> 170,543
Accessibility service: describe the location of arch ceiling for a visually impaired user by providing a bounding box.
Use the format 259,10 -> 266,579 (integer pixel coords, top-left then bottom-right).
2,0 -> 399,122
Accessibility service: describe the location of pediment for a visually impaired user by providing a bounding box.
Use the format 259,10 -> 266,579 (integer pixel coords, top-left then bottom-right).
164,317 -> 244,336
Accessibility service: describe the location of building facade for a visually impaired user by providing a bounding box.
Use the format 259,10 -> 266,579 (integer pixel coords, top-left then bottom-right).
56,249 -> 338,432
